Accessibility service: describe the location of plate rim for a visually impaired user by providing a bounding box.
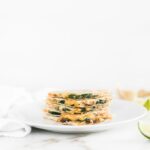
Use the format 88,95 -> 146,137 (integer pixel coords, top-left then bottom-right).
11,99 -> 148,131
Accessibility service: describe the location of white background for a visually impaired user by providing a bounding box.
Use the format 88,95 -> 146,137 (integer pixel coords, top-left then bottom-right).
0,0 -> 150,91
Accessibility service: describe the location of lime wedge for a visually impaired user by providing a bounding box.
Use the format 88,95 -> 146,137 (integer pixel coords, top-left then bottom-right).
144,99 -> 150,110
138,114 -> 150,139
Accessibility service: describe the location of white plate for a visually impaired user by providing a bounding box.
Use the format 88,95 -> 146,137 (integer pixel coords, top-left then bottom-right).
11,95 -> 147,133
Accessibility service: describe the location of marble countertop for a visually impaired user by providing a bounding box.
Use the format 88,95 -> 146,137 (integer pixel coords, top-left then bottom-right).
0,122 -> 150,150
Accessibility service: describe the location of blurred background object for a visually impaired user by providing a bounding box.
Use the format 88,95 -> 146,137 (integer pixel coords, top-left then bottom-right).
117,89 -> 136,101
138,90 -> 150,98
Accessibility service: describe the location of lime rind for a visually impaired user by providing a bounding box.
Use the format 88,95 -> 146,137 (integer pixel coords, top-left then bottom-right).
138,114 -> 150,139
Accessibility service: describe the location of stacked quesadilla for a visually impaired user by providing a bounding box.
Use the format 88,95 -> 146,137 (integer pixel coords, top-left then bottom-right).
44,90 -> 112,125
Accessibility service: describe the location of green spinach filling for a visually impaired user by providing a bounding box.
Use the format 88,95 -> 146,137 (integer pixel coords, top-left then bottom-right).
96,99 -> 106,104
80,107 -> 86,112
48,111 -> 61,116
67,93 -> 98,99
62,108 -> 71,112
59,100 -> 65,104
76,118 -> 91,123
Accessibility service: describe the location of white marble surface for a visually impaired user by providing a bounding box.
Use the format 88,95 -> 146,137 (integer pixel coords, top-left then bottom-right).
0,122 -> 149,150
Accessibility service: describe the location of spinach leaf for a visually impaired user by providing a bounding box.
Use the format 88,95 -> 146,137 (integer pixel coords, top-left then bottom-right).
62,108 -> 71,112
81,107 -> 86,112
84,118 -> 91,123
59,100 -> 65,104
49,111 -> 61,115
68,94 -> 77,99
96,99 -> 106,104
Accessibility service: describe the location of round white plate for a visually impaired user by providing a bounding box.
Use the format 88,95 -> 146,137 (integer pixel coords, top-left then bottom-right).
11,96 -> 147,133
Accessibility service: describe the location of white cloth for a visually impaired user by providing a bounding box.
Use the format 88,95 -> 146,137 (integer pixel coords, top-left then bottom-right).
0,86 -> 32,137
